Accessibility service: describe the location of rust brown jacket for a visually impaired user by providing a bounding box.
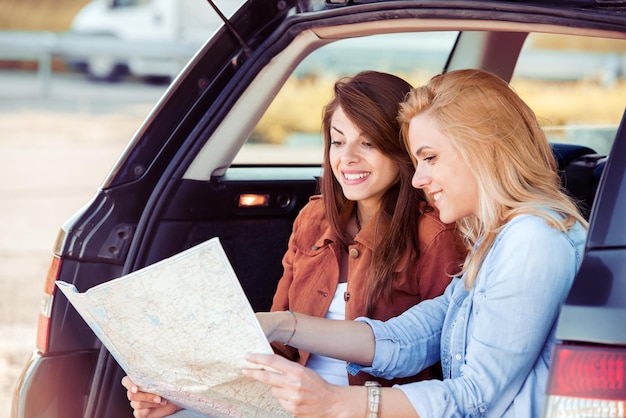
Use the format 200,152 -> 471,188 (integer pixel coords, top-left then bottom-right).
270,195 -> 466,387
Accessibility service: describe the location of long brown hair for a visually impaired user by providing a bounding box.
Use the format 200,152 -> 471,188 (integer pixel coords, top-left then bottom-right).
399,69 -> 587,288
320,71 -> 425,313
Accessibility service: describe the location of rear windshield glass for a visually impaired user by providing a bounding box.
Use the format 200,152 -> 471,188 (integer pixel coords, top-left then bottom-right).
235,32 -> 458,165
236,31 -> 625,165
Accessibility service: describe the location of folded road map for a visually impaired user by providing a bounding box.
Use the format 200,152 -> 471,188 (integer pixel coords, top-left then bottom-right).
57,237 -> 291,418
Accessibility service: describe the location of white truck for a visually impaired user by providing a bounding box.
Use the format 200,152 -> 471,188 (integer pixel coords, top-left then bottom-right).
67,0 -> 240,81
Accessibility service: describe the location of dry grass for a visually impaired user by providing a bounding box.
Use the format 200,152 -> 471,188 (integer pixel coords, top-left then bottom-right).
257,73 -> 625,144
254,75 -> 334,143
0,0 -> 89,31
514,79 -> 626,127
532,35 -> 626,53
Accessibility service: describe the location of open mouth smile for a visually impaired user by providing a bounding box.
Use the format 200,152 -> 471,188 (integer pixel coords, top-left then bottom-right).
343,171 -> 371,181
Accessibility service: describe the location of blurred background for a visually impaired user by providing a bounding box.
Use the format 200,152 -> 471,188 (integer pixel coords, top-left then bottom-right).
0,2 -> 169,416
1,1 -> 625,417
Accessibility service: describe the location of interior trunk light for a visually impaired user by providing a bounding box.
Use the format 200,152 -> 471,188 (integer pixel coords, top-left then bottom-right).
238,193 -> 270,207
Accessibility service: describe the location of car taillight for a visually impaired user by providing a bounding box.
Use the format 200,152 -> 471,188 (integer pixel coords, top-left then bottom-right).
543,344 -> 626,417
36,254 -> 62,353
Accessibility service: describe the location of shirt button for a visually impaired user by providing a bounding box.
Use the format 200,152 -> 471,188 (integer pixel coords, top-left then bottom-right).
459,316 -> 465,321
349,248 -> 359,258
455,354 -> 462,361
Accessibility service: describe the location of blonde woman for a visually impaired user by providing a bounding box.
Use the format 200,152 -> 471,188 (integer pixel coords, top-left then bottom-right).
245,69 -> 588,418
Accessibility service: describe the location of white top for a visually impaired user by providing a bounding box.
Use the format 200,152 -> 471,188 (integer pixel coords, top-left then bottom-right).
305,282 -> 349,386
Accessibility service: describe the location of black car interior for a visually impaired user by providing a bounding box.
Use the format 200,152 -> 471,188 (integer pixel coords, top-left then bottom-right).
551,143 -> 607,220
146,143 -> 605,317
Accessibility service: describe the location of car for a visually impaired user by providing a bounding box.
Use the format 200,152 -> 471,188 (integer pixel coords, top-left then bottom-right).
11,0 -> 626,417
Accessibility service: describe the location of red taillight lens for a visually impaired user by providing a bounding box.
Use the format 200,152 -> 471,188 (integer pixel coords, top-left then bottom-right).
548,345 -> 626,399
543,344 -> 626,417
36,254 -> 62,353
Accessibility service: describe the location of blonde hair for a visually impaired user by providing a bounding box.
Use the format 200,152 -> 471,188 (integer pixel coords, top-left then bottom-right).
399,69 -> 587,288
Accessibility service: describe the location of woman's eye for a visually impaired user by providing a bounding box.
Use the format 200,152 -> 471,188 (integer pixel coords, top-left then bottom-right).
330,139 -> 342,146
423,155 -> 436,162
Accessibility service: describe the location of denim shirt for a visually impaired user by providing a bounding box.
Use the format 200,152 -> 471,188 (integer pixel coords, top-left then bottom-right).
347,214 -> 587,417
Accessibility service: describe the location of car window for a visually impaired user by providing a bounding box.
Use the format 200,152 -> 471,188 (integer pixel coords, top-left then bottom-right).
235,30 -> 625,166
510,33 -> 626,156
234,32 -> 459,165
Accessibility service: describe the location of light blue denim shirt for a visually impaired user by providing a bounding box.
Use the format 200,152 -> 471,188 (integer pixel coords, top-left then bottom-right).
347,214 -> 587,417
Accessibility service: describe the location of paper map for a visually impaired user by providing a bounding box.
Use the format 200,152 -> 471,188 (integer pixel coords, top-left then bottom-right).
56,237 -> 292,417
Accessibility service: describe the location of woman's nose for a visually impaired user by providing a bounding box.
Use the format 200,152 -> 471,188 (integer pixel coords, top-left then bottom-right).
342,142 -> 360,163
411,166 -> 430,189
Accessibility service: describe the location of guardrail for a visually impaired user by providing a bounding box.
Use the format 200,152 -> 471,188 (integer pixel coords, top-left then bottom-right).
2,30 -> 624,97
0,30 -> 200,95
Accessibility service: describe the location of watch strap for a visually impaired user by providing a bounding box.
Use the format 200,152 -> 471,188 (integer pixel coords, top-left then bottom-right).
365,381 -> 381,418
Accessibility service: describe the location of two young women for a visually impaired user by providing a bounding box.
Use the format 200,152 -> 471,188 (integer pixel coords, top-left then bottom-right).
270,70 -> 463,387
122,71 -> 465,416
245,69 -> 588,417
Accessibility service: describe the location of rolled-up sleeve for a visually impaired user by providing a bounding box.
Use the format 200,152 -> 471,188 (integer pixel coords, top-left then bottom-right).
347,281 -> 453,378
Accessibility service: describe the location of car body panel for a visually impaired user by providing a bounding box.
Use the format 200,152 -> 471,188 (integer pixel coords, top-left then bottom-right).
556,114 -> 626,345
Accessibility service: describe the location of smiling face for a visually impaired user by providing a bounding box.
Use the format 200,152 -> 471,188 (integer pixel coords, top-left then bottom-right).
329,106 -> 400,215
408,112 -> 480,224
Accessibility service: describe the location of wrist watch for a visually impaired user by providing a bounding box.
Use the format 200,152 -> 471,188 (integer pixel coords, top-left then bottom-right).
365,381 -> 381,418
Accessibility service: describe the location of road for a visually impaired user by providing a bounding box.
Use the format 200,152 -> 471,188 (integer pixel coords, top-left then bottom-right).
0,70 -> 167,417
